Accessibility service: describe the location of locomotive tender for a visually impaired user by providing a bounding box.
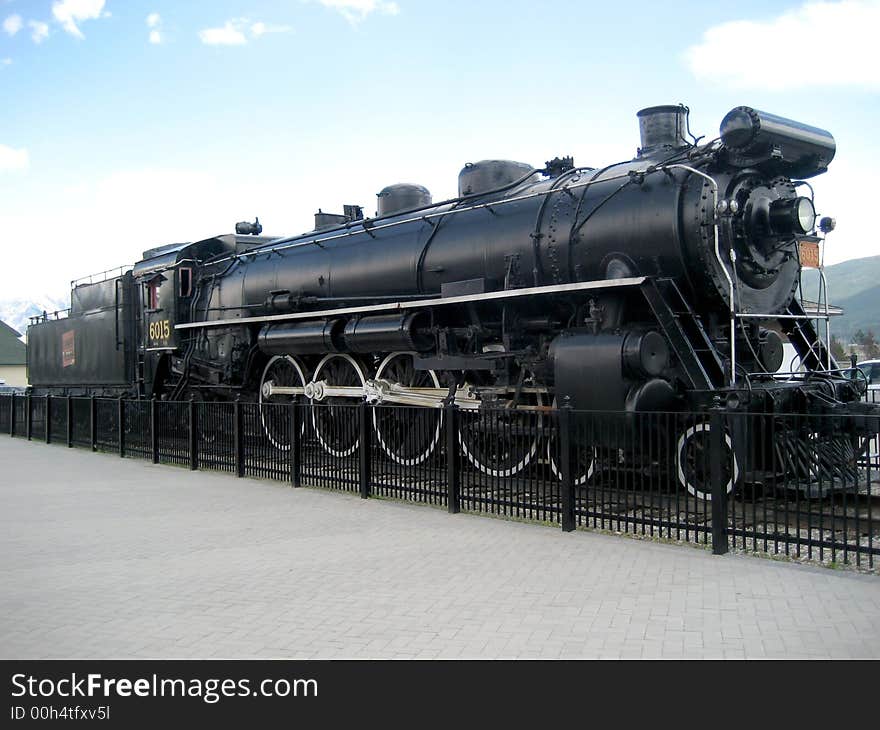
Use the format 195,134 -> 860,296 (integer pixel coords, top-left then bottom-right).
27,104 -> 878,495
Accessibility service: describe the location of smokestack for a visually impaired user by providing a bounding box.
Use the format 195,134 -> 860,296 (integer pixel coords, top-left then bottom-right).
636,105 -> 690,158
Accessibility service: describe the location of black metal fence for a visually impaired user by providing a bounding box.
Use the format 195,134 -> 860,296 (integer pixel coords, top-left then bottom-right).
1,392 -> 878,570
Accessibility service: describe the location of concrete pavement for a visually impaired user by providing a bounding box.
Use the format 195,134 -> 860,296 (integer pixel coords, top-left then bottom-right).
1,436 -> 879,658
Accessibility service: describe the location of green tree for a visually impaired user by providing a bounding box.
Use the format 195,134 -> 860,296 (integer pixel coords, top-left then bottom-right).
853,329 -> 880,359
864,330 -> 880,359
831,335 -> 846,361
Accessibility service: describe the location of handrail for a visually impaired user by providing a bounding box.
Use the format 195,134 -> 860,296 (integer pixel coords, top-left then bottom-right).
28,309 -> 72,325
664,164 -> 734,387
71,265 -> 132,288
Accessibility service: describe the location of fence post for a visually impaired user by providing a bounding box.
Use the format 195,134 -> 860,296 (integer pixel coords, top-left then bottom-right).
89,395 -> 97,452
710,406 -> 730,555
446,403 -> 460,514
118,397 -> 125,458
234,398 -> 244,478
358,401 -> 372,499
559,406 -> 576,532
45,395 -> 52,444
189,397 -> 198,471
66,395 -> 73,448
8,394 -> 14,438
289,400 -> 302,488
151,397 -> 159,464
25,392 -> 32,441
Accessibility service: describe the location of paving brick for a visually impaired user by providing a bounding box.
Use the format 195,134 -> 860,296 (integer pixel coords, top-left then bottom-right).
1,437 -> 879,659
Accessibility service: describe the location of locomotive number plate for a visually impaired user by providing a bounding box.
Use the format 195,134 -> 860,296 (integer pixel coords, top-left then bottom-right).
798,240 -> 820,268
148,319 -> 171,343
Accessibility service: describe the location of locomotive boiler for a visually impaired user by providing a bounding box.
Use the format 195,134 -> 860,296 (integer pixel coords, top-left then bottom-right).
26,103 -> 877,495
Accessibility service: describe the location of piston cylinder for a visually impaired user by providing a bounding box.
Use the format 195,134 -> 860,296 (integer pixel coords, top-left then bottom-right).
343,312 -> 432,354
258,319 -> 345,355
551,330 -> 674,412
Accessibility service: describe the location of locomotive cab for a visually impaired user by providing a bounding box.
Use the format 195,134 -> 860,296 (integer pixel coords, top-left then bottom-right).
135,244 -> 189,354
133,233 -> 276,397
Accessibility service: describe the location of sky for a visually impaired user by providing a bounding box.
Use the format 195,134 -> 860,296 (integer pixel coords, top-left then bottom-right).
0,0 -> 878,300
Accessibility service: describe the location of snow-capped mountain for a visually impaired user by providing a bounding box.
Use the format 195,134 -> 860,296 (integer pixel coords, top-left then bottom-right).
0,295 -> 70,340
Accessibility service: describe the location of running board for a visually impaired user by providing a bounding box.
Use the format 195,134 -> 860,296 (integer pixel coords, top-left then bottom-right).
176,276 -> 647,331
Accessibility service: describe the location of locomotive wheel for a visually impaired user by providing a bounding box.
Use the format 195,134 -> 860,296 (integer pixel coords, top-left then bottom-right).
259,355 -> 308,451
458,382 -> 544,478
372,352 -> 443,466
546,402 -> 595,486
311,353 -> 367,458
676,422 -> 740,501
547,440 -> 595,486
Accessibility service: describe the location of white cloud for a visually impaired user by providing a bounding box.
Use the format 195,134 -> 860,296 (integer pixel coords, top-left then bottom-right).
250,21 -> 292,37
199,20 -> 247,46
3,13 -> 22,36
51,0 -> 106,39
29,20 -> 49,44
0,144 -> 29,172
685,1 -> 880,90
199,18 -> 291,45
146,12 -> 162,44
1,58 -> 11,67
319,0 -> 400,24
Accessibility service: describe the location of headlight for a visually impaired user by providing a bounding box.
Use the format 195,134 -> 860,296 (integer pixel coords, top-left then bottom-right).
796,197 -> 816,233
769,196 -> 816,235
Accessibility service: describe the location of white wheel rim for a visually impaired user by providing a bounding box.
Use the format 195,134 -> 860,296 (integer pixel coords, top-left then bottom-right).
546,398 -> 594,485
458,391 -> 543,478
259,355 -> 307,451
676,422 -> 739,501
547,439 -> 595,486
310,353 -> 366,458
372,352 -> 443,466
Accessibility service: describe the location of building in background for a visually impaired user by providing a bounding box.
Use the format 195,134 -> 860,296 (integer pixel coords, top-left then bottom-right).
0,321 -> 27,387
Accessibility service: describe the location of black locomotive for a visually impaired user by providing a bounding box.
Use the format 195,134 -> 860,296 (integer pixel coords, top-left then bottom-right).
27,104 -> 878,495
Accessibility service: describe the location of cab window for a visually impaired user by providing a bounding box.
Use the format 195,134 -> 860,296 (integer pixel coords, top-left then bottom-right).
147,280 -> 160,309
179,267 -> 193,298
145,274 -> 166,310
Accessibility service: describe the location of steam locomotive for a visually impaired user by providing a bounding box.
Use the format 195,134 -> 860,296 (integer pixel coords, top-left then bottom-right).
27,104 -> 878,495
